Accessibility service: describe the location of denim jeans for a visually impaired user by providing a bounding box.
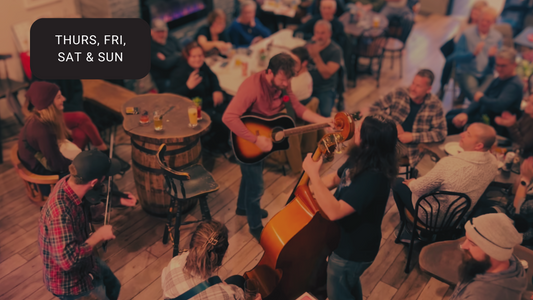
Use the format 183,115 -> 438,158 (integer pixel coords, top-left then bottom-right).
455,72 -> 493,102
327,252 -> 373,300
312,89 -> 337,117
237,160 -> 265,230
56,257 -> 121,300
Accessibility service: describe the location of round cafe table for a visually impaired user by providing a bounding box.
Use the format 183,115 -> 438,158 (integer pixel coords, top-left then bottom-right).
122,93 -> 211,216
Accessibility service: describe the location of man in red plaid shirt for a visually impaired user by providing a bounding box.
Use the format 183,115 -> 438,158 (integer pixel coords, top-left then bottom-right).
39,149 -> 137,300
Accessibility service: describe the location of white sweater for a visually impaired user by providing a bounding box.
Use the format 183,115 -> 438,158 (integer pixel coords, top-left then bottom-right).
409,151 -> 499,223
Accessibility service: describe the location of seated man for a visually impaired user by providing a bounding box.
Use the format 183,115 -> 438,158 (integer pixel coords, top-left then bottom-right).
290,46 -> 313,102
392,123 -> 498,226
447,47 -> 523,135
150,19 -> 183,93
453,7 -> 502,105
307,20 -> 342,117
369,69 -> 447,167
311,0 -> 346,18
380,0 -> 414,21
228,0 -> 271,48
448,213 -> 527,300
294,0 -> 346,49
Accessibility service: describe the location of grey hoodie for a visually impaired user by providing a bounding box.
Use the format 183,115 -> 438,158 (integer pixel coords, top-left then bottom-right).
449,255 -> 528,300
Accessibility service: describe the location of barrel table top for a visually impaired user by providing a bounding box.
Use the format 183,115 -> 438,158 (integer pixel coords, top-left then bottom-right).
122,93 -> 211,144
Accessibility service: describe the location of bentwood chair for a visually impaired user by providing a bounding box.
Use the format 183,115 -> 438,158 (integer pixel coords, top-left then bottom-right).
11,144 -> 59,206
352,29 -> 387,87
398,191 -> 471,273
157,144 -> 219,257
384,16 -> 414,79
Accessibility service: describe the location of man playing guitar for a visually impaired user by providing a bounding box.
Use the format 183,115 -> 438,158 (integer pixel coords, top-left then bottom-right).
222,52 -> 333,240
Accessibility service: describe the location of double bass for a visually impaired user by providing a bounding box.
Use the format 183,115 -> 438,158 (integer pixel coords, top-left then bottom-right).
244,112 -> 360,300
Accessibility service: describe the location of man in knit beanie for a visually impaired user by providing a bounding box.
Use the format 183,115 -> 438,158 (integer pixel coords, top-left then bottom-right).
449,213 -> 527,300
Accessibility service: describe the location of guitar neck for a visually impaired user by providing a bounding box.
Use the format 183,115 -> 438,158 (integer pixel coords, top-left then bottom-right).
282,122 -> 330,137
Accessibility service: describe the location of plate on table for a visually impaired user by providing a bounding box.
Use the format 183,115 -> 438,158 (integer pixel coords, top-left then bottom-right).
444,142 -> 464,156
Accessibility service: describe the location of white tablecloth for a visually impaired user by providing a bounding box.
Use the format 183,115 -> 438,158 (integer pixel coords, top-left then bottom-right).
209,29 -> 306,96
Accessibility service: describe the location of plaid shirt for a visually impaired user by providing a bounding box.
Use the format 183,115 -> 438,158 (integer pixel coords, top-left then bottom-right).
38,176 -> 97,296
370,87 -> 447,166
161,252 -> 245,300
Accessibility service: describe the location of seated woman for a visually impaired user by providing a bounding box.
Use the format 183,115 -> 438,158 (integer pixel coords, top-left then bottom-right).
19,81 -> 108,176
228,0 -> 271,48
169,42 -> 231,153
161,220 -> 249,299
196,9 -> 233,57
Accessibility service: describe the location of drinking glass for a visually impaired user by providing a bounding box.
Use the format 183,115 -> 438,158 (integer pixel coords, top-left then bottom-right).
153,110 -> 163,131
188,105 -> 198,128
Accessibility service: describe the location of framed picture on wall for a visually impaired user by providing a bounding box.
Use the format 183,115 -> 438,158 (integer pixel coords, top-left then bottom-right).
24,0 -> 60,10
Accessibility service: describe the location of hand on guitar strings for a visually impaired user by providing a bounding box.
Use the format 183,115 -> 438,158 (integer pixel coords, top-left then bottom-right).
302,153 -> 323,178
119,192 -> 138,207
255,135 -> 273,152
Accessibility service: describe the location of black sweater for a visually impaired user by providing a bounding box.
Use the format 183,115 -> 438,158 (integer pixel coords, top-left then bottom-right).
168,59 -> 222,109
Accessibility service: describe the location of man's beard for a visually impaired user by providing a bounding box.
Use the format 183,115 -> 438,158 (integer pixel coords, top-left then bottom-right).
269,78 -> 284,91
458,250 -> 492,282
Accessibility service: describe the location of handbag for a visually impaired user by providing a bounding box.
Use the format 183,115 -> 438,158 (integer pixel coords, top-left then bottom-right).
169,276 -> 223,300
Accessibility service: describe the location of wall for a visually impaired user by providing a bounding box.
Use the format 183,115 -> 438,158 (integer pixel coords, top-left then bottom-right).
0,0 -> 78,119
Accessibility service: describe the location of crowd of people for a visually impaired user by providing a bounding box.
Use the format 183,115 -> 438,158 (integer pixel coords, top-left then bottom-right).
18,0 -> 533,300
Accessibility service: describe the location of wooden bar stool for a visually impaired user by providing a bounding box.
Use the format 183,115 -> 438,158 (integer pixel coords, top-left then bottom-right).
157,144 -> 219,257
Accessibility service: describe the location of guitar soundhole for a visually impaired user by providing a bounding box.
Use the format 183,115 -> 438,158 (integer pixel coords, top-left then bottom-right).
271,127 -> 285,143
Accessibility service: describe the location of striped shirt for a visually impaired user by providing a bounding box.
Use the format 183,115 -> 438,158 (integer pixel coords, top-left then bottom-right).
369,87 -> 447,166
38,176 -> 97,296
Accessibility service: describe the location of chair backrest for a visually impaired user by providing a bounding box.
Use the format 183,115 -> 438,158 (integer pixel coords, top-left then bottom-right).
355,29 -> 387,58
413,191 -> 471,238
10,144 -> 59,206
493,23 -> 514,48
387,16 -> 414,44
156,144 -> 190,180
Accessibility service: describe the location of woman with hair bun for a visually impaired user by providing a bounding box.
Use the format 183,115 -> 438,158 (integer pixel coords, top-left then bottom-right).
161,220 -> 259,300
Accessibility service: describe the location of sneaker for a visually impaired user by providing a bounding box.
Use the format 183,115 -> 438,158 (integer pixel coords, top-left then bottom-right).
235,208 -> 268,219
250,226 -> 263,241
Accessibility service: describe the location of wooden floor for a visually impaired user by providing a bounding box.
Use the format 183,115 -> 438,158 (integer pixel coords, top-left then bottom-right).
0,13 -> 462,300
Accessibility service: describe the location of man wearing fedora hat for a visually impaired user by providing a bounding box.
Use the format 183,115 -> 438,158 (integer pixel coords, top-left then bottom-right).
449,213 -> 527,300
38,149 -> 137,300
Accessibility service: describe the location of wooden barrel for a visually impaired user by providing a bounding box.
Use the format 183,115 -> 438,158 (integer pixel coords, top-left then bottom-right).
122,93 -> 212,217
131,137 -> 202,216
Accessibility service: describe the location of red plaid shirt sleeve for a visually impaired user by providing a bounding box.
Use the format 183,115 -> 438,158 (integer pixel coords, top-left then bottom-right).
47,212 -> 93,271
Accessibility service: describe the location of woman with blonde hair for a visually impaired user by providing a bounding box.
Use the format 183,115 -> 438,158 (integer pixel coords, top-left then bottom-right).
18,81 -> 107,177
161,220 -> 250,300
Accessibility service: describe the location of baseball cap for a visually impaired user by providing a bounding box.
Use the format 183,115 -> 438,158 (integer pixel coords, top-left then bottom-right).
152,19 -> 168,31
72,149 -> 121,181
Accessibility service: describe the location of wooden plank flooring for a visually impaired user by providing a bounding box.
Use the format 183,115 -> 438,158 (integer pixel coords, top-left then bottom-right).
0,13 -> 462,300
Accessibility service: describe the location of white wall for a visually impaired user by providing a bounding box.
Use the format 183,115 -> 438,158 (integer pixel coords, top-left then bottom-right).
0,0 -> 78,119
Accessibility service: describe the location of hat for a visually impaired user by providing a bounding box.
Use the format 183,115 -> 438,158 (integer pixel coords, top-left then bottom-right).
151,19 -> 168,31
26,81 -> 60,110
72,149 -> 121,182
465,213 -> 523,261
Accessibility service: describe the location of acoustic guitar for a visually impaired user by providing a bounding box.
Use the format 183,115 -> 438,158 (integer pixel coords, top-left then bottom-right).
231,114 -> 332,164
